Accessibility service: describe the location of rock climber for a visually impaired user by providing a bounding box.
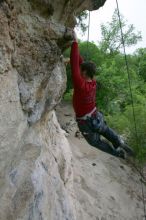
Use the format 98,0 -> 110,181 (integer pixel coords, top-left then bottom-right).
69,31 -> 134,159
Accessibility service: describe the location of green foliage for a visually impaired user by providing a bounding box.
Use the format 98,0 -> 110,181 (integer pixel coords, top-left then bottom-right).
63,90 -> 73,102
78,41 -> 103,63
99,9 -> 142,54
134,48 -> 146,82
124,105 -> 146,164
106,105 -> 146,165
77,11 -> 88,34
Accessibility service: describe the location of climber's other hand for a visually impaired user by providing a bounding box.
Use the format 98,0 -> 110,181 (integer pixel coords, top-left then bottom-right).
60,56 -> 70,66
64,58 -> 70,65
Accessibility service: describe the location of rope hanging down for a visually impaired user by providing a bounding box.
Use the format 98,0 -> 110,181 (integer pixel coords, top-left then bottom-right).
115,0 -> 146,219
86,10 -> 91,59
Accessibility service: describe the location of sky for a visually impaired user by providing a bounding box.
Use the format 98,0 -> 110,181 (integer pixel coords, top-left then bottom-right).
77,0 -> 146,53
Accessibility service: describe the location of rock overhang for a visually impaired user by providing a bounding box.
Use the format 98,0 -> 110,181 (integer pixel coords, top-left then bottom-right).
0,0 -> 106,124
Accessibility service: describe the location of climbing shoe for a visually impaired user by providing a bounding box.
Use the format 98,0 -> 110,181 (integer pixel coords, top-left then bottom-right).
116,147 -> 126,159
119,141 -> 135,157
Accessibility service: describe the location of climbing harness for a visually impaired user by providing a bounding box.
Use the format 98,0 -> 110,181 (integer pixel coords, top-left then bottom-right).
115,0 -> 146,218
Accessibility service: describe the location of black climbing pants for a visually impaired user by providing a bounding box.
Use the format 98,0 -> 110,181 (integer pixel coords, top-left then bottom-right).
77,112 -> 121,157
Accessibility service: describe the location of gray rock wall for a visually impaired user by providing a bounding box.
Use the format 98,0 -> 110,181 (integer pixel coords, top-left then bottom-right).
0,0 -> 106,124
0,0 -> 106,219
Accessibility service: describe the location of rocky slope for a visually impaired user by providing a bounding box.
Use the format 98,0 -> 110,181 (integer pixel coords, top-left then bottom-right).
56,102 -> 146,220
0,0 -> 145,220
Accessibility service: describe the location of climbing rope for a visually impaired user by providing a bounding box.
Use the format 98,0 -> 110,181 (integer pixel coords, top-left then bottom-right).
115,0 -> 146,218
86,10 -> 91,59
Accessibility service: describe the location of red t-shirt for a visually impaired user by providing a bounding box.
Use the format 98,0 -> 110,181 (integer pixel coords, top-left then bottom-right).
70,42 -> 97,117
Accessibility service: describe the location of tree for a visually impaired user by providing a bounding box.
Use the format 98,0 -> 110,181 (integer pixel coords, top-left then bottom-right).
99,9 -> 142,54
77,11 -> 88,34
135,48 -> 146,82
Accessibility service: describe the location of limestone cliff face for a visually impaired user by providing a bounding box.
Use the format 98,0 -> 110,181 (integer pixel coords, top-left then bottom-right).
0,0 -> 106,220
0,0 -> 106,124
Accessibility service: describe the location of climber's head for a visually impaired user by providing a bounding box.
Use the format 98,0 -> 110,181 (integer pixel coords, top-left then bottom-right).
80,61 -> 97,80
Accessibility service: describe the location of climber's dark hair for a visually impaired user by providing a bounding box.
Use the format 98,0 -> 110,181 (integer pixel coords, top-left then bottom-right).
80,61 -> 97,79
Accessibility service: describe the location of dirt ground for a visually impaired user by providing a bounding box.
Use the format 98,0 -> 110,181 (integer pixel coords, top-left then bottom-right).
56,101 -> 146,220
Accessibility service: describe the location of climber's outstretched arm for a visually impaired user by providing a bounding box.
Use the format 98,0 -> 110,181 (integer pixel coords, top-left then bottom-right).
70,31 -> 84,89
